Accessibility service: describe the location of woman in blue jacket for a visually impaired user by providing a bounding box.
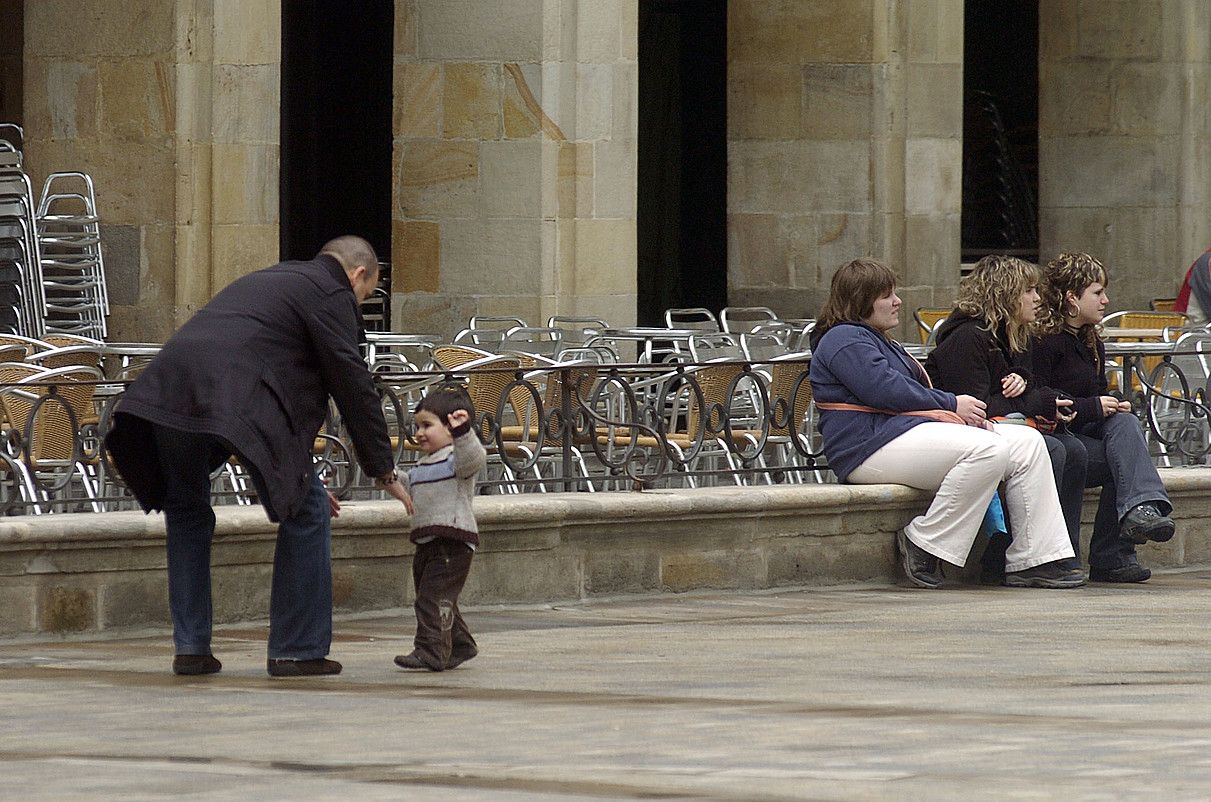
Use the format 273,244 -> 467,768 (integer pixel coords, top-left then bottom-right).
809,258 -> 1081,589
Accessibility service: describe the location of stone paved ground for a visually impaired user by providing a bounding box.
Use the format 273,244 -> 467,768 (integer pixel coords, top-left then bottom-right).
5,570 -> 1211,800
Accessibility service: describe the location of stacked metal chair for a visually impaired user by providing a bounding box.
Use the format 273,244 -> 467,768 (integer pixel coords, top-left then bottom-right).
0,125 -> 109,340
0,148 -> 46,338
36,172 -> 108,338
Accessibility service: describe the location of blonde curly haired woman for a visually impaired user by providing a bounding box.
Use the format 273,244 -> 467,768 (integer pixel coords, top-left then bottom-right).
923,254 -> 1086,586
1033,252 -> 1174,583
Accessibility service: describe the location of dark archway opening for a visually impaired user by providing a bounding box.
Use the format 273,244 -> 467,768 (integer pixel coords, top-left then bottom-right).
962,0 -> 1039,263
637,0 -> 727,326
0,0 -> 22,128
280,0 -> 393,269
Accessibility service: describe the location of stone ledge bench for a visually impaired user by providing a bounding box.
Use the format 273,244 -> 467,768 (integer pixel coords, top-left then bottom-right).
4,468 -> 1211,638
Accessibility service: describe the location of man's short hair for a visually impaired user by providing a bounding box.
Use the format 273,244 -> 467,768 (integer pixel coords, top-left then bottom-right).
319,235 -> 379,277
415,382 -> 475,422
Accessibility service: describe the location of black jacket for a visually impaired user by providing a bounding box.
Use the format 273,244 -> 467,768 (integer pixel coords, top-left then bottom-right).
1031,329 -> 1107,428
106,255 -> 394,522
924,311 -> 1058,420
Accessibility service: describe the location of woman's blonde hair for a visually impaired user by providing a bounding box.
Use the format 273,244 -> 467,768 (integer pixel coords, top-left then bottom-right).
1039,251 -> 1108,356
954,254 -> 1041,352
816,257 -> 898,335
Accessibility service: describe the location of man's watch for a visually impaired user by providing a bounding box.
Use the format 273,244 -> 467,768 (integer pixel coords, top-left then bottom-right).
374,470 -> 398,487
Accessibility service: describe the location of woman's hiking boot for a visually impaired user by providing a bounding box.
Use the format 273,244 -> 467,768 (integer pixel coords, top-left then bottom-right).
896,529 -> 943,589
1005,560 -> 1086,588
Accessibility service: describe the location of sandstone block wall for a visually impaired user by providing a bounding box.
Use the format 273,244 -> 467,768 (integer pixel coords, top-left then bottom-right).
4,470 -> 1211,639
726,0 -> 964,335
18,1 -> 1211,345
23,0 -> 280,342
1039,1 -> 1211,308
392,0 -> 638,337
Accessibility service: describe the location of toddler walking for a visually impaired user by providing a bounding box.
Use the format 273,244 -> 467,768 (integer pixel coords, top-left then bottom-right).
394,384 -> 487,671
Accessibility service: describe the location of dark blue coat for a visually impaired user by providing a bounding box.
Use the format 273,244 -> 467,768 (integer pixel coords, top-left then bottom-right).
106,255 -> 394,522
809,322 -> 957,481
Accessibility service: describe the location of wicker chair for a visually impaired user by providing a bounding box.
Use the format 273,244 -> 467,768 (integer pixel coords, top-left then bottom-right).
767,354 -> 822,482
1102,310 -> 1189,393
664,307 -> 720,332
720,306 -> 777,333
501,327 -> 563,358
42,333 -> 104,349
594,361 -> 767,488
914,307 -> 951,344
433,345 -> 525,491
0,363 -> 105,512
493,354 -> 599,491
547,316 -> 607,348
1150,297 -> 1177,312
26,344 -> 102,371
0,333 -> 49,356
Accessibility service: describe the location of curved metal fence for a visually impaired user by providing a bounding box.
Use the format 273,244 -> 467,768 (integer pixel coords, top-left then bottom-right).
1,348 -> 1209,515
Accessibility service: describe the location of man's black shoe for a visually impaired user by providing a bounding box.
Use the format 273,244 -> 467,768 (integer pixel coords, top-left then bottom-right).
896,529 -> 942,589
173,654 -> 222,676
394,651 -> 444,671
266,658 -> 342,677
1121,504 -> 1175,544
1005,560 -> 1086,588
1090,557 -> 1152,583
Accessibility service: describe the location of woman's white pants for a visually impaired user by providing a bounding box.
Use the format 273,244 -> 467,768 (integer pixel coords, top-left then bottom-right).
847,422 -> 1074,572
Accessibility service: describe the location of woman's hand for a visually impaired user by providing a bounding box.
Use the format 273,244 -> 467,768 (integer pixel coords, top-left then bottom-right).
1001,372 -> 1027,398
1055,397 -> 1076,423
1099,395 -> 1132,416
955,394 -> 987,426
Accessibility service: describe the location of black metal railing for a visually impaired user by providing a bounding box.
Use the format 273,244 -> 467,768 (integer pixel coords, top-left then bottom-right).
3,348 -> 1211,515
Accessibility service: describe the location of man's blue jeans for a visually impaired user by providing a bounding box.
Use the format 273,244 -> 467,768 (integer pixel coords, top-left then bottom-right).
153,423 -> 333,660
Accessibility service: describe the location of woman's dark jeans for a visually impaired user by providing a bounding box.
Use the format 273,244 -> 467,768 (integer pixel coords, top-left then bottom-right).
1077,413 -> 1171,572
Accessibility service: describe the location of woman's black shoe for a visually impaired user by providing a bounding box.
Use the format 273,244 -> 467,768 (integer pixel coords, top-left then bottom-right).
1090,558 -> 1152,583
896,529 -> 943,589
1005,560 -> 1086,588
1121,504 -> 1175,544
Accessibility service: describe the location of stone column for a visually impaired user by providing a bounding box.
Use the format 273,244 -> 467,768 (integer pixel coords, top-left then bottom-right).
1039,1 -> 1211,305
392,0 -> 637,336
23,0 -> 280,341
727,0 -> 963,329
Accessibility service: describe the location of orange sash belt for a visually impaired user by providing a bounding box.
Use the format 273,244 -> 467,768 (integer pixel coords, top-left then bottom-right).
816,401 -> 966,426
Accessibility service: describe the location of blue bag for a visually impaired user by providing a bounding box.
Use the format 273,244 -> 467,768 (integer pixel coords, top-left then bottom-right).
979,493 -> 1008,538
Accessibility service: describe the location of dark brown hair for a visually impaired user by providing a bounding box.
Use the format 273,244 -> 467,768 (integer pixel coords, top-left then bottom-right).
415,382 -> 475,422
816,258 -> 898,333
1039,251 -> 1108,357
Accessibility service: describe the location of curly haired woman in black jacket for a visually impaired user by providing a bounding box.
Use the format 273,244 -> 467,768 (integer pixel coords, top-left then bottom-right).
1033,252 -> 1175,583
924,255 -> 1086,586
